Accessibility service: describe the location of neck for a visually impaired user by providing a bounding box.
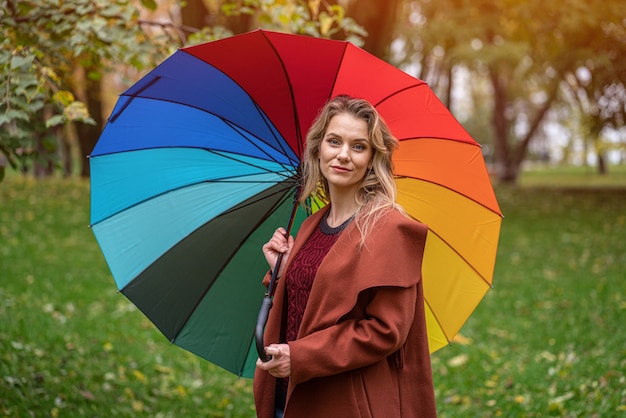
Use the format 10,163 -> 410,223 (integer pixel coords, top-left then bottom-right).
326,185 -> 361,227
326,201 -> 359,228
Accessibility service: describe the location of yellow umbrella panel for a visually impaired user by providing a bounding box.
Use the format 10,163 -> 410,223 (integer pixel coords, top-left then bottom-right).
395,137 -> 503,352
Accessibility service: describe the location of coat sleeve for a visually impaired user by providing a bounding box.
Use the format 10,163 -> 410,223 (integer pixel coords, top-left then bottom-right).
288,212 -> 428,385
288,284 -> 417,385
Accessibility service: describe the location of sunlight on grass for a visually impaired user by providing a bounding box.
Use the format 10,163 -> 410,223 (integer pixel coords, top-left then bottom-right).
1,176 -> 255,417
1,168 -> 625,417
518,163 -> 626,188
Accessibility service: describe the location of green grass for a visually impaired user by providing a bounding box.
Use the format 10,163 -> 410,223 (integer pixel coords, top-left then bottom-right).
0,177 -> 255,417
1,167 -> 625,417
517,163 -> 626,188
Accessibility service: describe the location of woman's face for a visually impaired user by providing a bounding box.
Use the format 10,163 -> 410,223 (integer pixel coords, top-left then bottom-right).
318,112 -> 373,197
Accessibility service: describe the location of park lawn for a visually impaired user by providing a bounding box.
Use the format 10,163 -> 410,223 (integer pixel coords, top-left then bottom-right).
1,168 -> 625,417
517,163 -> 626,188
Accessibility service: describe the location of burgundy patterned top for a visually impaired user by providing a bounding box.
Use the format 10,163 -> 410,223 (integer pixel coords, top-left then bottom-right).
284,211 -> 353,342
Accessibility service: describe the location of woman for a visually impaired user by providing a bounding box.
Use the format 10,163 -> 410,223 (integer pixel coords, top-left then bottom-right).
254,95 -> 437,418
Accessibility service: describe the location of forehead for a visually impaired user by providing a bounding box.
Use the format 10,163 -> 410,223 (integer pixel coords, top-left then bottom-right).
326,112 -> 368,137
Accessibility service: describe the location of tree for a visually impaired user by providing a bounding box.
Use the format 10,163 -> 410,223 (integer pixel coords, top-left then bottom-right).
1,0 -> 177,178
394,0 -> 626,183
343,0 -> 402,59
558,1 -> 626,172
0,0 -> 366,180
217,0 -> 366,41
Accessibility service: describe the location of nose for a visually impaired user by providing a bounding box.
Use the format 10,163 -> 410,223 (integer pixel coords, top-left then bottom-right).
337,145 -> 350,161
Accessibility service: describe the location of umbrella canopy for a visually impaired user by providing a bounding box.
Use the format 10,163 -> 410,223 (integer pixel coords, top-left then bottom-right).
90,29 -> 502,378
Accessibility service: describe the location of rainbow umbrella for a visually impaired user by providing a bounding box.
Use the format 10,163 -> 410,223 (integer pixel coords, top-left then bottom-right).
89,29 -> 502,378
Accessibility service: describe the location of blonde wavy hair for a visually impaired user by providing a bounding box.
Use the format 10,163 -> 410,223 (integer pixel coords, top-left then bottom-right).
299,95 -> 404,244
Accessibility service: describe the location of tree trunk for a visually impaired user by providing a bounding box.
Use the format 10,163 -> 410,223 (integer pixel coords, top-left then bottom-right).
490,68 -> 559,184
180,0 -> 211,31
489,71 -> 512,182
60,124 -> 72,177
346,0 -> 402,60
597,153 -> 607,174
443,65 -> 453,109
76,75 -> 104,178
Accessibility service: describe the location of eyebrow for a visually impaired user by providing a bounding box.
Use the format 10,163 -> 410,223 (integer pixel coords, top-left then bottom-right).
324,132 -> 369,142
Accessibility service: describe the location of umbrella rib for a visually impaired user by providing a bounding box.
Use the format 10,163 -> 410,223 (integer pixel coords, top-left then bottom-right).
397,178 -> 498,289
218,179 -> 299,218
250,101 -> 301,168
374,84 -> 483,145
207,149 -> 296,182
221,118 -> 299,170
371,82 -> 427,109
396,176 -> 502,216
420,225 -> 495,349
423,297 -> 452,348
424,225 -> 495,290
115,90 -> 297,167
89,170 -> 298,227
109,76 -> 161,124
259,30 -> 308,158
169,184 -> 299,344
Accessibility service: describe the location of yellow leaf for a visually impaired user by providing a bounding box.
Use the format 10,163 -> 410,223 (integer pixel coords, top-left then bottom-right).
132,400 -> 144,412
154,364 -> 173,374
308,0 -> 321,18
132,369 -> 147,383
176,385 -> 188,397
485,379 -> 497,388
447,354 -> 469,368
52,90 -> 75,106
453,333 -> 473,345
42,66 -> 60,83
319,13 -> 335,36
103,342 -> 113,352
124,387 -> 135,399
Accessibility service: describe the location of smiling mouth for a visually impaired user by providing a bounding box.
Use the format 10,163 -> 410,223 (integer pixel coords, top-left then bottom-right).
331,166 -> 350,172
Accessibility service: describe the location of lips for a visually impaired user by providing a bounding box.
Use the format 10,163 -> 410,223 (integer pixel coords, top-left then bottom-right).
331,165 -> 350,173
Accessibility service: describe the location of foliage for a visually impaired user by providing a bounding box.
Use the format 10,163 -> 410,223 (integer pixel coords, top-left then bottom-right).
220,0 -> 366,44
0,0 -> 175,174
396,0 -> 626,181
0,0 -> 365,179
1,169 -> 625,416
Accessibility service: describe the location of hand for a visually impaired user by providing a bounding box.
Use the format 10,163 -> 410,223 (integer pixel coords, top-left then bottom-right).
256,344 -> 291,378
262,228 -> 294,277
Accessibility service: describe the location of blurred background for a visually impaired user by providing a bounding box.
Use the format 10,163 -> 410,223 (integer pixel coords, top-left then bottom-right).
2,0 -> 624,182
1,1 -> 624,417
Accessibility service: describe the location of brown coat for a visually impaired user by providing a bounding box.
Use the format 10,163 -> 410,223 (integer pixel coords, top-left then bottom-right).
253,206 -> 437,418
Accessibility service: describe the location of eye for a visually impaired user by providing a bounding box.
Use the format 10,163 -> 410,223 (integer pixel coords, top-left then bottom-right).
326,137 -> 341,146
352,143 -> 367,152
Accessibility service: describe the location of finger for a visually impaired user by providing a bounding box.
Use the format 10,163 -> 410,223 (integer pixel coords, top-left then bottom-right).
265,346 -> 283,358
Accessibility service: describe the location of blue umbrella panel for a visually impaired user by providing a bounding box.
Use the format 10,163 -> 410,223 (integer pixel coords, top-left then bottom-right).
90,48 -> 307,378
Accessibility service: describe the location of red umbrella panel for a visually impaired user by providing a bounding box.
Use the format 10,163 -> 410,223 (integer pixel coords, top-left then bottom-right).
89,29 -> 502,377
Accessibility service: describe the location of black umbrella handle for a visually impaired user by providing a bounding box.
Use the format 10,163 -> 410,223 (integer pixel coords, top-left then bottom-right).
255,190 -> 300,363
255,251 -> 283,362
255,296 -> 273,362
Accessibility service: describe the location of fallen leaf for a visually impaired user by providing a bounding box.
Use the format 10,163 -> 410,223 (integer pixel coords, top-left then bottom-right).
132,369 -> 147,383
447,354 -> 469,368
453,334 -> 473,345
80,390 -> 95,401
